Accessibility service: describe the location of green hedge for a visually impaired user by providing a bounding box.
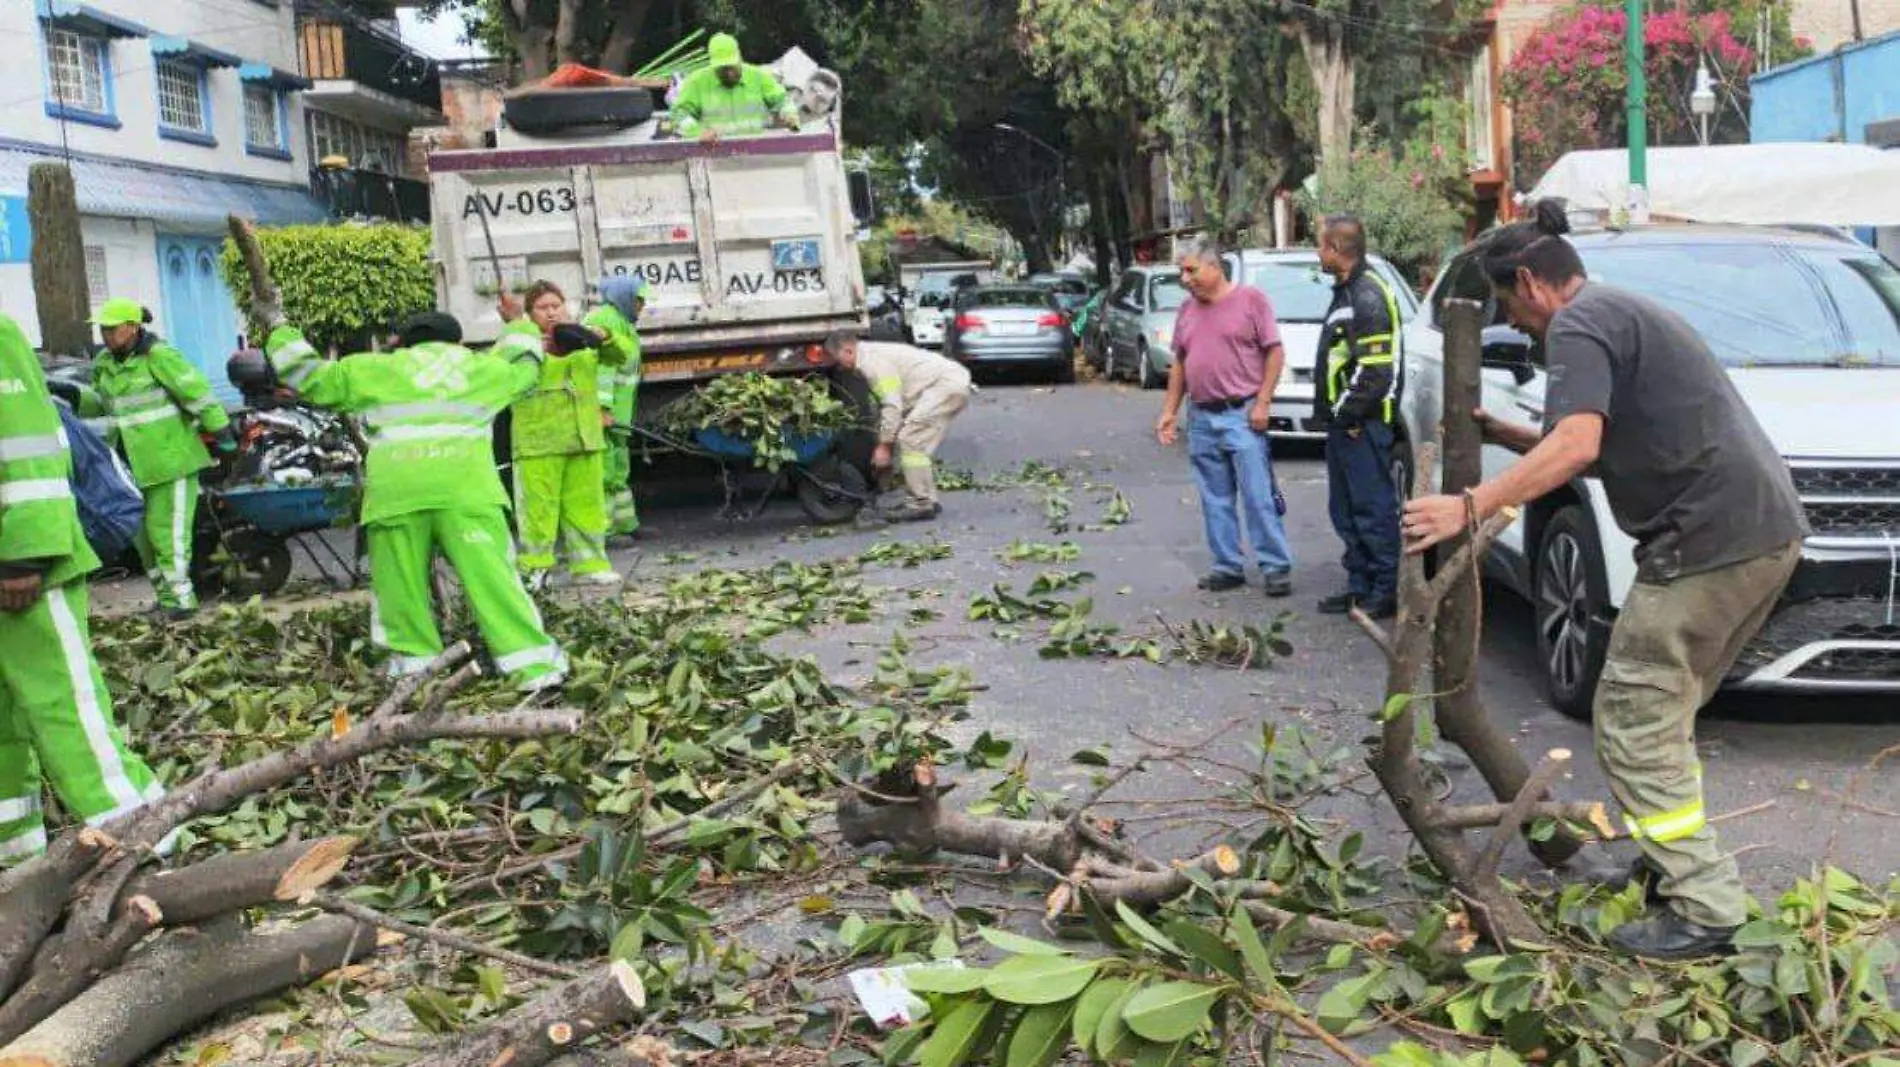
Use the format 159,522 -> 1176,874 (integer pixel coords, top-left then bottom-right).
220,223 -> 434,353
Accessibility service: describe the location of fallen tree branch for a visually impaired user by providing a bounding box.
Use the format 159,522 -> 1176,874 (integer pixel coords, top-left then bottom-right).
308,892 -> 584,981
0,915 -> 376,1067
1473,749 -> 1571,884
121,836 -> 357,927
1427,800 -> 1613,835
0,897 -> 161,1046
403,961 -> 646,1067
370,642 -> 474,720
0,831 -> 112,1004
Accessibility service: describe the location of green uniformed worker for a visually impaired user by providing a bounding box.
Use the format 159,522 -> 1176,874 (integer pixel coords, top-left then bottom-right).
589,275 -> 650,540
88,299 -> 235,617
670,32 -> 799,142
0,313 -> 166,863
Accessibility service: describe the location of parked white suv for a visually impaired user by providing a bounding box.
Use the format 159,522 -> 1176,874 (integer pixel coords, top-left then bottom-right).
1399,223 -> 1900,717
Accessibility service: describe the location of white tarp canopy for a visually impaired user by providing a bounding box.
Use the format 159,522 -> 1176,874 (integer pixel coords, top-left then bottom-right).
1529,143 -> 1900,226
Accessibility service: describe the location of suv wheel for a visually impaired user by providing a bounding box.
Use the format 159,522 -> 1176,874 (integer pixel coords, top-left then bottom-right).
1534,505 -> 1611,720
1138,351 -> 1163,390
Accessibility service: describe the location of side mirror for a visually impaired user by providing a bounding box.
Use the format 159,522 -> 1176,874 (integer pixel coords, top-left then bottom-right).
847,170 -> 876,229
1480,327 -> 1537,386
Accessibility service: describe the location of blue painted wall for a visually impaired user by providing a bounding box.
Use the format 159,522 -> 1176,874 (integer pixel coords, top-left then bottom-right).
1751,29 -> 1900,145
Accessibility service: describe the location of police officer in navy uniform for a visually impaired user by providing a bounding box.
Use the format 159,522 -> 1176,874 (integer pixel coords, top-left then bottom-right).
1313,214 -> 1404,619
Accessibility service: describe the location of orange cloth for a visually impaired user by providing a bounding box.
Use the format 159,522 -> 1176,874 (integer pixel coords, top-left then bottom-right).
543,63 -> 616,88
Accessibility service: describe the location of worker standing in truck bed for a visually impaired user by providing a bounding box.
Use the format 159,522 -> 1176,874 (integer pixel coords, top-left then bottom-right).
670,33 -> 799,141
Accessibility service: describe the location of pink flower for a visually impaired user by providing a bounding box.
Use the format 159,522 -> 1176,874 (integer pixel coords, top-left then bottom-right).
1410,170 -> 1425,188
1431,143 -> 1446,160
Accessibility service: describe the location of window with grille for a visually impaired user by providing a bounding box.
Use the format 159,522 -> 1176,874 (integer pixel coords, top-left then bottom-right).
156,61 -> 207,133
84,246 -> 108,304
309,111 -> 405,175
1466,45 -> 1495,173
44,27 -> 108,114
244,84 -> 283,149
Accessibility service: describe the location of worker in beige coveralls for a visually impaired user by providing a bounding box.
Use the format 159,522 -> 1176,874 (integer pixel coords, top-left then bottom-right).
826,333 -> 972,523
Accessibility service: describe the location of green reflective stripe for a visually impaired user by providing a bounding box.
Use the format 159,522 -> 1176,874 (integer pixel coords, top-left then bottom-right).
1358,333 -> 1394,344
365,401 -> 493,424
0,478 -> 71,504
1624,801 -> 1706,842
117,407 -> 180,428
371,424 -> 490,444
1358,355 -> 1395,366
872,375 -> 902,399
110,388 -> 170,410
493,333 -> 543,364
0,795 -> 41,822
900,452 -> 933,469
0,433 -> 67,462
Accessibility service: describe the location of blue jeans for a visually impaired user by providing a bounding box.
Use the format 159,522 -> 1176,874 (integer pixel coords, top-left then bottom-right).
1325,421 -> 1401,603
1188,405 -> 1294,578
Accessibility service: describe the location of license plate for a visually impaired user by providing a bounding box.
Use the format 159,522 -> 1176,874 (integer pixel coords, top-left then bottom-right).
990,322 -> 1036,336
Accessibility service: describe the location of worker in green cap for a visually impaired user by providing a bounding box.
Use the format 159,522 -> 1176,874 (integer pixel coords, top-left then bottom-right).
670,32 -> 799,142
88,298 -> 235,618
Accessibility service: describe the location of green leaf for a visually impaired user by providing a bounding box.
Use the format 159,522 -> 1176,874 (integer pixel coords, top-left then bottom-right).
1160,919 -> 1243,981
1444,992 -> 1485,1035
1119,981 -> 1222,1043
1227,906 -> 1278,991
905,966 -> 989,995
1004,1000 -> 1077,1067
609,923 -> 645,962
978,927 -> 1070,957
1130,1038 -> 1193,1067
983,955 -> 1100,1005
1114,901 -> 1186,958
1379,693 -> 1414,722
1094,980 -> 1146,1063
917,999 -> 994,1067
1316,975 -> 1374,1034
1072,976 -> 1131,1056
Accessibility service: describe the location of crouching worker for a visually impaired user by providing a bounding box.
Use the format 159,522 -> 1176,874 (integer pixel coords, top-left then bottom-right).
1,314 -> 164,862
262,312 -> 569,691
827,332 -> 971,523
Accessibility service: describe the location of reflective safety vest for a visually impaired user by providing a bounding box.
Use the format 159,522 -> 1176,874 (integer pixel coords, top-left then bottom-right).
670,66 -> 798,138
585,303 -> 642,425
263,325 -> 541,524
90,338 -> 229,488
0,314 -> 97,588
1319,268 -> 1403,426
502,320 -> 624,458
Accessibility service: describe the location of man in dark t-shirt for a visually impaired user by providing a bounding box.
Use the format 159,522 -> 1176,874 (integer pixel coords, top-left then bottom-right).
1403,210 -> 1807,962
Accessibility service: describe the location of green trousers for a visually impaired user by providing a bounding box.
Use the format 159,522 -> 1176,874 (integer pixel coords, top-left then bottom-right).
604,436 -> 639,536
1594,540 -> 1800,928
0,581 -> 164,863
135,475 -> 199,611
367,508 -> 567,689
514,452 -> 611,576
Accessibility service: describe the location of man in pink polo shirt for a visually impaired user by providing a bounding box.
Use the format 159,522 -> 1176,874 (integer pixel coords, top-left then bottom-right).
1154,237 -> 1295,596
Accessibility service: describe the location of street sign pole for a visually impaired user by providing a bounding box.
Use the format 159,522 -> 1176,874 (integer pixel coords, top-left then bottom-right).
1625,0 -> 1650,223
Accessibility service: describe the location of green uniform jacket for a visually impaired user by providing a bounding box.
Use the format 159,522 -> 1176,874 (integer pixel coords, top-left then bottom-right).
503,320 -> 626,459
91,339 -> 229,488
585,304 -> 642,425
671,66 -> 798,139
264,325 -> 541,525
0,315 -> 98,589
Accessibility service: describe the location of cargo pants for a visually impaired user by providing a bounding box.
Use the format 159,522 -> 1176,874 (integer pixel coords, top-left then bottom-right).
0,581 -> 164,863
895,380 -> 971,506
1595,539 -> 1801,928
513,452 -> 612,578
135,475 -> 199,611
604,434 -> 639,536
367,508 -> 568,690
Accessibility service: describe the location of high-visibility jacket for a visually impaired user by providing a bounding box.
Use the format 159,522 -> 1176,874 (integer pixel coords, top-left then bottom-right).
1313,264 -> 1402,427
91,338 -> 229,488
504,320 -> 625,458
264,325 -> 541,524
670,66 -> 798,139
855,342 -> 971,444
0,314 -> 97,590
585,303 -> 641,426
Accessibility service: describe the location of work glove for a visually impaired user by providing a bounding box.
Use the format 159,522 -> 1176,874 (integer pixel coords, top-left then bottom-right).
550,323 -> 599,356
214,426 -> 240,455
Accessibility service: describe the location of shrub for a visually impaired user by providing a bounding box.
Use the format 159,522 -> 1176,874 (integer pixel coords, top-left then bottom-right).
1299,122 -> 1468,286
219,222 -> 434,354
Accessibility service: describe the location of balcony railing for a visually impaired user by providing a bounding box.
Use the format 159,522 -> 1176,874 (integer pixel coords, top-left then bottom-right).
298,17 -> 442,112
310,166 -> 431,224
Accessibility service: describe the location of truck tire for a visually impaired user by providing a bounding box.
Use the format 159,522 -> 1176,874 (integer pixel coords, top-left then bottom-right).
503,87 -> 655,134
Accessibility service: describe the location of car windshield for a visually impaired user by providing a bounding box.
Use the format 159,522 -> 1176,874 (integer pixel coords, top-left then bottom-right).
1581,242 -> 1900,367
1149,276 -> 1188,312
962,289 -> 1051,309
1244,259 -> 1336,321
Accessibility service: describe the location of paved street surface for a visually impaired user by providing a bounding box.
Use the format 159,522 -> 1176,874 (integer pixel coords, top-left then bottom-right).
96,378 -> 1900,897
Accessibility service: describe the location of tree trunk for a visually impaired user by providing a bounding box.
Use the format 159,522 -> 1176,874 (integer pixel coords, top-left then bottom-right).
27,164 -> 90,359
0,898 -> 161,1046
0,916 -> 376,1067
405,962 -> 645,1067
1295,23 -> 1356,171
1432,302 -> 1584,867
600,0 -> 656,74
502,0 -> 555,81
1088,169 -> 1114,288
554,0 -> 585,66
0,834 -> 110,1005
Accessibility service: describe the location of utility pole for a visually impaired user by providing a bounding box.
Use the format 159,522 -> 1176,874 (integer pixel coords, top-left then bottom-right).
1625,0 -> 1649,222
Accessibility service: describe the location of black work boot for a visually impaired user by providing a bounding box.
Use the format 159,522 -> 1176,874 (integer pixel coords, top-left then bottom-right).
1607,908 -> 1739,961
1316,591 -> 1357,615
885,500 -> 942,523
1358,597 -> 1398,620
1261,572 -> 1293,598
1197,571 -> 1245,592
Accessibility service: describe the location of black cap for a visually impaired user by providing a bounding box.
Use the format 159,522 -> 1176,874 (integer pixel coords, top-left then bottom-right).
398,311 -> 463,347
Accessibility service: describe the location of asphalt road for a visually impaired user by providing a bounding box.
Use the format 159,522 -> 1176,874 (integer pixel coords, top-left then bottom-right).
94,377 -> 1900,898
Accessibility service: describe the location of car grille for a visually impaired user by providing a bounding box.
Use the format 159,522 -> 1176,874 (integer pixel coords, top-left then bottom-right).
1788,461 -> 1900,541
1736,593 -> 1900,684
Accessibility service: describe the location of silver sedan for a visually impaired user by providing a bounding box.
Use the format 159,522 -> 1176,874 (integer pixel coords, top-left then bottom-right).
943,286 -> 1077,384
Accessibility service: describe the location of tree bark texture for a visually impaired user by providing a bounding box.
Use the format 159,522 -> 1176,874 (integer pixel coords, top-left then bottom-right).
0,898 -> 160,1046
0,834 -> 110,1004
599,0 -> 657,74
27,164 -> 89,359
404,961 -> 645,1067
121,836 -> 357,927
0,916 -> 376,1067
1295,24 -> 1356,172
1433,300 -> 1584,867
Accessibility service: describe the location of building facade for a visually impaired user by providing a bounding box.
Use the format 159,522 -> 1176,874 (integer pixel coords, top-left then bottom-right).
295,0 -> 441,224
1789,0 -> 1900,51
0,0 -> 325,379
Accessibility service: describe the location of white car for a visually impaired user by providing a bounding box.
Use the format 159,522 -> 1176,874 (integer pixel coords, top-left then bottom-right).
905,270 -> 982,348
1226,249 -> 1419,442
1399,223 -> 1900,717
